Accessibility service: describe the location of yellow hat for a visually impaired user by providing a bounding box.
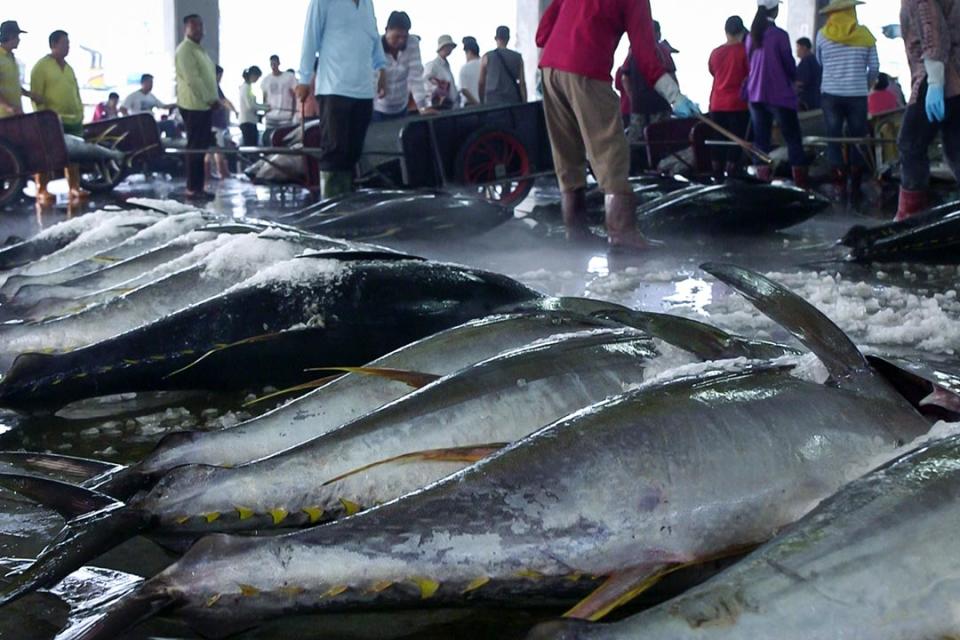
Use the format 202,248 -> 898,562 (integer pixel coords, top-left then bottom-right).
820,0 -> 865,14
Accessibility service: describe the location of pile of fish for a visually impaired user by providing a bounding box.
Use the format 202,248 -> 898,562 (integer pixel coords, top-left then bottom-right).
841,199 -> 960,264
0,205 -> 959,640
530,177 -> 830,236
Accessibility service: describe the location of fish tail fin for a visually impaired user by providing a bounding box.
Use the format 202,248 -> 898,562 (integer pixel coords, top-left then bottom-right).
0,474 -> 146,607
54,582 -> 174,640
701,263 -> 872,385
0,451 -> 122,483
0,352 -> 61,411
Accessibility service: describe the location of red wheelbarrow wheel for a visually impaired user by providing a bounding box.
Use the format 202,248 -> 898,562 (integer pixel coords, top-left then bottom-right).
0,142 -> 25,208
454,127 -> 533,209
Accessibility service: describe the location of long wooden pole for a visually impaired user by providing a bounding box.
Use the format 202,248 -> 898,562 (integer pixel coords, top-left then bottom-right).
695,113 -> 774,165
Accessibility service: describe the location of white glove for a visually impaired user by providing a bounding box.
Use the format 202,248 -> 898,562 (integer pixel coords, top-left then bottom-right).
924,59 -> 946,87
654,74 -> 700,118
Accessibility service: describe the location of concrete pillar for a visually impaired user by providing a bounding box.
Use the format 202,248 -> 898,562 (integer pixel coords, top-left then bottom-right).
516,0 -> 551,100
787,0 -> 828,46
164,0 -> 221,64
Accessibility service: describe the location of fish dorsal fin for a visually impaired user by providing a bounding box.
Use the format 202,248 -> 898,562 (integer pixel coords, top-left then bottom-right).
701,263 -> 872,387
595,309 -> 798,361
0,472 -> 121,521
305,367 -> 440,389
321,444 -> 509,487
244,375 -> 341,407
296,250 -> 425,262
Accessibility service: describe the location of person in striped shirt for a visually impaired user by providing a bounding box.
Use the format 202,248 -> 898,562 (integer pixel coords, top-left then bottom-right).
816,0 -> 879,206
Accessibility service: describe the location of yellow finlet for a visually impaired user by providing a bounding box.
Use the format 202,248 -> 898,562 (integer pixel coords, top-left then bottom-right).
370,580 -> 394,594
205,594 -> 222,608
203,512 -> 221,523
339,498 -> 362,516
463,577 -> 490,594
515,569 -> 545,581
279,585 -> 305,597
236,506 -> 255,520
238,584 -> 260,597
302,506 -> 325,524
270,508 -> 288,525
175,516 -> 190,525
411,577 -> 440,600
323,584 -> 349,598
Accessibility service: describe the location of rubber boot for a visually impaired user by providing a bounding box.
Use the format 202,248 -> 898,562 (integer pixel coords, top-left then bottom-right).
34,173 -> 54,206
711,160 -> 725,182
65,165 -> 90,201
321,171 -> 352,200
605,193 -> 655,252
561,188 -> 597,243
755,165 -> 773,182
894,188 -> 928,222
791,166 -> 810,190
831,167 -> 848,201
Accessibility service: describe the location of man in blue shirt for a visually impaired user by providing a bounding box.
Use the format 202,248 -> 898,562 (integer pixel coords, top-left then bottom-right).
794,37 -> 822,111
296,0 -> 386,199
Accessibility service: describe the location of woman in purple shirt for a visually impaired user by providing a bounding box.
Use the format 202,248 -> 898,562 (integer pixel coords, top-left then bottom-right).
745,0 -> 809,188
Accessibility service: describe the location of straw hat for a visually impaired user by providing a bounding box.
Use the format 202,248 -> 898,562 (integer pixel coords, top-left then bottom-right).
820,0 -> 865,14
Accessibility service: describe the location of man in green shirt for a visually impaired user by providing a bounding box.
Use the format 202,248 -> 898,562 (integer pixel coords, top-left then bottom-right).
175,14 -> 219,200
0,21 -> 39,118
30,29 -> 87,204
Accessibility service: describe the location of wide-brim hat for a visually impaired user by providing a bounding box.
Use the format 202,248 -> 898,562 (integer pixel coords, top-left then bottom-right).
437,35 -> 456,52
820,0 -> 864,14
0,21 -> 26,41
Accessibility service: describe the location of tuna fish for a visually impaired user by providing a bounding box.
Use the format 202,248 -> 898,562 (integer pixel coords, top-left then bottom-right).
0,327 -> 667,605
0,230 -> 352,370
844,206 -> 960,264
290,191 -> 515,241
15,265 -> 932,640
0,212 -> 211,301
0,225 -> 265,320
0,212 -> 163,286
529,430 -> 960,640
0,210 -> 159,272
635,179 -> 830,236
0,255 -> 540,412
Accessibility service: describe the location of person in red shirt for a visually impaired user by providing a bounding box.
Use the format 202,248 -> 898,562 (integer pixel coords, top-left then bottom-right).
92,92 -> 120,122
708,16 -> 751,178
868,72 -> 902,115
537,0 -> 697,251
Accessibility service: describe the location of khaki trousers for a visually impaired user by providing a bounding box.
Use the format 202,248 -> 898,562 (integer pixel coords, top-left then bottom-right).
542,67 -> 631,195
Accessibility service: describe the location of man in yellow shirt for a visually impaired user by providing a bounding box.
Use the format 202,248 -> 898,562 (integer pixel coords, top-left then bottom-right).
0,21 -> 40,118
175,14 -> 219,200
30,29 -> 87,204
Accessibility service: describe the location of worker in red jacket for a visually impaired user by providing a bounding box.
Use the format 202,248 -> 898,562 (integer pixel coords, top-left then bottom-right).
537,0 -> 698,250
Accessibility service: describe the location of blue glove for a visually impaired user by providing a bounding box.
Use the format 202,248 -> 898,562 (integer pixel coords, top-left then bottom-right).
673,97 -> 700,118
926,84 -> 946,122
882,24 -> 902,40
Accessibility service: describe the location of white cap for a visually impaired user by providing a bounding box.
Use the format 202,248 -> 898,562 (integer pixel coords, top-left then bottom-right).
757,0 -> 781,8
437,35 -> 456,52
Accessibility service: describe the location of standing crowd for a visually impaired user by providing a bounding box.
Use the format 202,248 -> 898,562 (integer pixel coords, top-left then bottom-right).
0,0 -> 957,239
